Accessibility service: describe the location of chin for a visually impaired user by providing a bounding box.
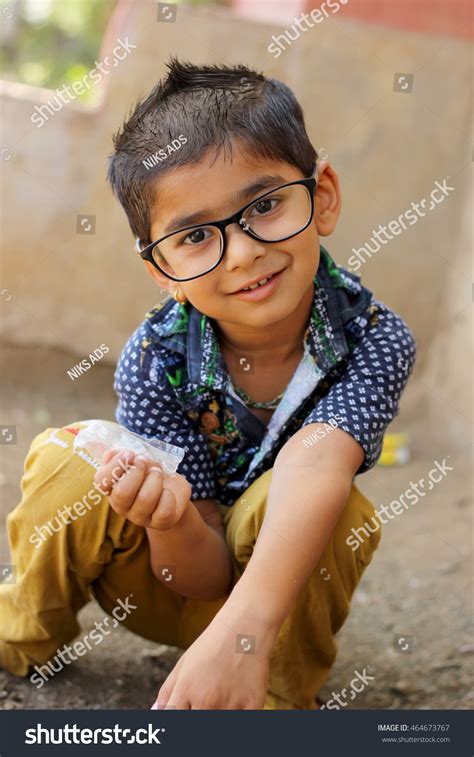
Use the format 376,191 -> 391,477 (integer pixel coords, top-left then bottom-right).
241,303 -> 294,328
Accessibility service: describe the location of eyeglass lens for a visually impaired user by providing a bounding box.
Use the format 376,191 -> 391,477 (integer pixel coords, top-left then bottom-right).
152,183 -> 312,280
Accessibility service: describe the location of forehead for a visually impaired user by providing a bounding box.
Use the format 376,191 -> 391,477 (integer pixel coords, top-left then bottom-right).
148,147 -> 304,237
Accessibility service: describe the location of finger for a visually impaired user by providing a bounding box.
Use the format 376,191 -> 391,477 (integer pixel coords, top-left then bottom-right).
127,467 -> 165,526
152,473 -> 192,528
108,455 -> 151,516
166,694 -> 191,710
102,448 -> 121,465
152,672 -> 176,709
148,486 -> 178,530
148,473 -> 191,530
93,450 -> 135,492
157,679 -> 191,710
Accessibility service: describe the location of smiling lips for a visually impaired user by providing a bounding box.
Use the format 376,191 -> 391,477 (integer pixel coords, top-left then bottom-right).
241,275 -> 273,291
230,268 -> 285,301
232,268 -> 284,293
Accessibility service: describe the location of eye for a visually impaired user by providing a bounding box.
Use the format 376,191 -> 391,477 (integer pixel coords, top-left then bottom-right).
183,228 -> 212,245
249,198 -> 278,217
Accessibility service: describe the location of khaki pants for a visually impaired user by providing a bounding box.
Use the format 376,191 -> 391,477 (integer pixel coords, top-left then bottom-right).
0,423 -> 381,709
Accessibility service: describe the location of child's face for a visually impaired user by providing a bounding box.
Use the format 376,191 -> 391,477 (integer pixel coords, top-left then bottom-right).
144,146 -> 340,329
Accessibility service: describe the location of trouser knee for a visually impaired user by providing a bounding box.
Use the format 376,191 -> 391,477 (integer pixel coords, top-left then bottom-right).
6,423 -> 109,552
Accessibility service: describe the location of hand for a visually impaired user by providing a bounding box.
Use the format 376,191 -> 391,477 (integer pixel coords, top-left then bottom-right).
93,449 -> 192,530
151,612 -> 275,710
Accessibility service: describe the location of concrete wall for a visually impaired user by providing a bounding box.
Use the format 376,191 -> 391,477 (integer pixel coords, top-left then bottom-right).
1,0 -> 471,446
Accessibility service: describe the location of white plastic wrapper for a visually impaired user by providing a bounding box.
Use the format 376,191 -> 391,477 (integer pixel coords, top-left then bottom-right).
73,420 -> 185,475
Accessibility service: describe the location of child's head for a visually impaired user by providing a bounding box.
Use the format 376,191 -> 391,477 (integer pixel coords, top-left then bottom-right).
108,59 -> 341,331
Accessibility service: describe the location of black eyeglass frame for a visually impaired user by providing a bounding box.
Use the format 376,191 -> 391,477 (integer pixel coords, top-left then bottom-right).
136,175 -> 318,282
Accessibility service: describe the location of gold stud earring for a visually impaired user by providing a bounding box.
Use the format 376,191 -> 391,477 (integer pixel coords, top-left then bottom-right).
173,288 -> 187,305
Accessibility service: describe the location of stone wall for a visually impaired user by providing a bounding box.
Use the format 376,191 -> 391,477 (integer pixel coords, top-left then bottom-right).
1,0 -> 471,446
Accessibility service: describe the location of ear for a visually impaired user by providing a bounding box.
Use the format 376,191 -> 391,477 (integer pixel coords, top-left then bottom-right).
314,162 -> 342,237
143,261 -> 174,295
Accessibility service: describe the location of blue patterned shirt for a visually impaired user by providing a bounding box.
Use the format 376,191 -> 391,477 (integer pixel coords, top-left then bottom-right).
114,246 -> 416,506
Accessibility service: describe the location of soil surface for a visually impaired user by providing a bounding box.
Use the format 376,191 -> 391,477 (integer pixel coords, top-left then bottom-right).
0,344 -> 472,710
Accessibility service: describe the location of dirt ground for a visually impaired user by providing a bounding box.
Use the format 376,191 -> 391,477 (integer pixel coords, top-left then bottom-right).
0,343 -> 472,711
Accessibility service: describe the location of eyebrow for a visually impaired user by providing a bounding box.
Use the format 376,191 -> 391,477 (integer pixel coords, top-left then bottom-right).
163,174 -> 289,234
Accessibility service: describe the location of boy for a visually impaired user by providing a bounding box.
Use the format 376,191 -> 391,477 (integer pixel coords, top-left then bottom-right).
0,60 -> 416,710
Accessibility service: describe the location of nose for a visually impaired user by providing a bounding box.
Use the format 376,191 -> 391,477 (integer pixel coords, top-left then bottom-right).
223,223 -> 266,270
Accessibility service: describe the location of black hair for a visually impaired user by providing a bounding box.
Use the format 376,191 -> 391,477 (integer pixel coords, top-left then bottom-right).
107,58 -> 317,245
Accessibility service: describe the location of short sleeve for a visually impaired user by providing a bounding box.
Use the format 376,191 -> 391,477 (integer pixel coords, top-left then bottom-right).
302,301 -> 416,473
113,324 -> 218,501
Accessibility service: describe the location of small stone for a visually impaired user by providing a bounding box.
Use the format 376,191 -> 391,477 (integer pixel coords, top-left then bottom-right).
141,644 -> 179,659
431,663 -> 460,672
438,560 -> 462,575
390,681 -> 422,695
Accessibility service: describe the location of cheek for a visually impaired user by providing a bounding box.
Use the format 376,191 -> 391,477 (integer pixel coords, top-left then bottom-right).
289,230 -> 319,269
182,280 -> 220,311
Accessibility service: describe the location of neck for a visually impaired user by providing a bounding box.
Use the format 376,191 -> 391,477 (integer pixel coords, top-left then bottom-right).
213,281 -> 314,363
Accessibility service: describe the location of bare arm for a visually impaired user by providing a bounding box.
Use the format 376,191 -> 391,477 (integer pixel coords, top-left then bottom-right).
94,451 -> 233,601
151,423 -> 366,709
219,423 -> 364,639
146,497 -> 234,601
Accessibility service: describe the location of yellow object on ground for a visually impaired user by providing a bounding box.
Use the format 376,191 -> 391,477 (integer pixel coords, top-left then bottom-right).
379,433 -> 410,466
0,422 -> 381,709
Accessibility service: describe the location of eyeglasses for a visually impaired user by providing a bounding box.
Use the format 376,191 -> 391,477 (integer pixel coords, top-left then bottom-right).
136,174 -> 317,282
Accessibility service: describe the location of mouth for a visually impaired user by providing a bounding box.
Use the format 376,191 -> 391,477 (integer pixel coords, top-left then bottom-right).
230,268 -> 286,294
229,268 -> 286,301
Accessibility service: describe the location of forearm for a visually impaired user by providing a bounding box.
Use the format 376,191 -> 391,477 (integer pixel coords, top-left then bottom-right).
147,503 -> 234,601
221,425 -> 362,636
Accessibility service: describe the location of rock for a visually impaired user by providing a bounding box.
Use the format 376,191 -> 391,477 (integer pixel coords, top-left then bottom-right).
389,681 -> 423,695
432,663 -> 461,672
141,645 -> 171,658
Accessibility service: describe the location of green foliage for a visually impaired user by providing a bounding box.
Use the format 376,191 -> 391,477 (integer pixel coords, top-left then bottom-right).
1,0 -> 120,103
1,0 -> 223,103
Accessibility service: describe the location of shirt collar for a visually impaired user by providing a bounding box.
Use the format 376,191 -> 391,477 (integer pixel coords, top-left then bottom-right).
146,245 -> 371,392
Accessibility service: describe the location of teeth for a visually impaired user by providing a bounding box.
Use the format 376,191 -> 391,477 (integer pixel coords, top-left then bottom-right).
242,275 -> 272,292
